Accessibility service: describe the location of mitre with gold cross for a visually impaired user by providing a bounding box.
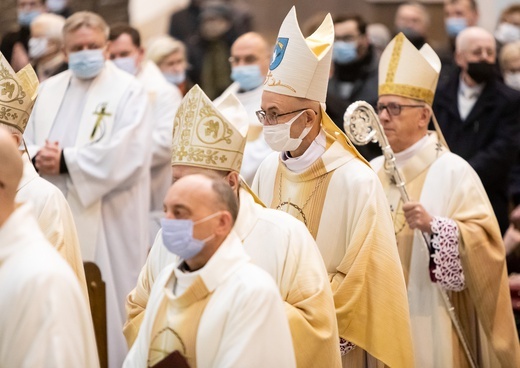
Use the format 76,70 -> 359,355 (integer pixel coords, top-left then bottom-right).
0,52 -> 39,133
171,84 -> 249,173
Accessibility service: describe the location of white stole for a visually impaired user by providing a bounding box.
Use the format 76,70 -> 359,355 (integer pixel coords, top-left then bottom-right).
34,61 -> 133,260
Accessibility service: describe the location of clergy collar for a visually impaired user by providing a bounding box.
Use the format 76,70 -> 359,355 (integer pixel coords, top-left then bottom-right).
172,230 -> 249,293
459,74 -> 484,99
281,129 -> 327,173
394,134 -> 429,167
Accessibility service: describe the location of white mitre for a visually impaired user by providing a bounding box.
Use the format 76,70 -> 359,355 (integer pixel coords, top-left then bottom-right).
378,32 -> 441,106
0,52 -> 38,133
171,84 -> 249,173
263,6 -> 334,103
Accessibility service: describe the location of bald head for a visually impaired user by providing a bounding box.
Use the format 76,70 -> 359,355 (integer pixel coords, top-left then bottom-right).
395,2 -> 430,36
456,26 -> 495,52
230,32 -> 271,77
0,127 -> 23,224
163,172 -> 237,269
166,172 -> 238,225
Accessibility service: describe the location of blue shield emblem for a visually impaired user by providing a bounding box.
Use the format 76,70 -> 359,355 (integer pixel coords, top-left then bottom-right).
269,37 -> 289,71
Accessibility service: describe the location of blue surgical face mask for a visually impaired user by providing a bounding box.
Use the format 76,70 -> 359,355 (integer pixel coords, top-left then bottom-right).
68,49 -> 105,80
163,71 -> 186,85
231,64 -> 264,91
445,17 -> 467,38
160,212 -> 221,260
18,10 -> 42,27
113,56 -> 138,76
332,41 -> 357,65
46,0 -> 67,13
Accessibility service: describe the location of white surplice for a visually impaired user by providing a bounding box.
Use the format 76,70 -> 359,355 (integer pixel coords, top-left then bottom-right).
214,82 -> 273,185
16,152 -> 88,302
137,61 -> 183,245
0,204 -> 99,368
124,230 -> 296,368
24,61 -> 151,368
124,187 -> 341,367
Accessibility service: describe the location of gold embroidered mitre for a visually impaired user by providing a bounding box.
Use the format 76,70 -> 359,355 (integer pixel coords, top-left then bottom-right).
378,32 -> 441,106
0,53 -> 38,133
263,6 -> 334,103
171,84 -> 249,173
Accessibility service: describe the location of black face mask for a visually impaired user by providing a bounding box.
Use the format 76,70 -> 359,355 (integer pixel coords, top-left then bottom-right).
466,62 -> 496,84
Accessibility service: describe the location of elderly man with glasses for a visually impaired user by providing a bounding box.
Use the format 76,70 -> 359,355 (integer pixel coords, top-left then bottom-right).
371,32 -> 520,367
251,7 -> 413,368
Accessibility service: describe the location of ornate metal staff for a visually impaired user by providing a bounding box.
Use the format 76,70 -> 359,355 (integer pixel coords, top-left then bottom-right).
343,101 -> 478,368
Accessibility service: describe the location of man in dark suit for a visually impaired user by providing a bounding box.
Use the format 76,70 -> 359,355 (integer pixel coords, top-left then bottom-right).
433,26 -> 520,234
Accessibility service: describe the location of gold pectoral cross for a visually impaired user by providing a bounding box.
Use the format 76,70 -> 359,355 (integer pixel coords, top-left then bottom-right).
90,103 -> 112,140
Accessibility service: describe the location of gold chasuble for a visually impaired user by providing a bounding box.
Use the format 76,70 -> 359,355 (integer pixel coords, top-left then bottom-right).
271,131 -> 335,238
148,275 -> 212,368
253,7 -> 414,367
253,111 -> 414,368
373,132 -> 520,367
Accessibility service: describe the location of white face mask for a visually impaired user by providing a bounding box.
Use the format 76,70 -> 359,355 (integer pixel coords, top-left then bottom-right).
46,0 -> 67,12
495,23 -> 520,44
28,37 -> 48,59
263,111 -> 311,152
113,56 -> 138,76
504,71 -> 520,91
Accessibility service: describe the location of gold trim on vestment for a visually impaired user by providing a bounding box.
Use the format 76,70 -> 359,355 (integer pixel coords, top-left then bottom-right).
386,33 -> 403,84
0,60 -> 38,133
379,83 -> 435,106
148,276 -> 212,368
272,157 -> 333,239
171,85 -> 245,173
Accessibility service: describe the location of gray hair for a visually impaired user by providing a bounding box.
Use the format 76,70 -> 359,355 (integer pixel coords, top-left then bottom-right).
63,11 -> 109,39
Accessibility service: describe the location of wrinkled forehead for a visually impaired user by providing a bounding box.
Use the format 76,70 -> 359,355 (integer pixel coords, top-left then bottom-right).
461,33 -> 496,53
378,94 -> 423,104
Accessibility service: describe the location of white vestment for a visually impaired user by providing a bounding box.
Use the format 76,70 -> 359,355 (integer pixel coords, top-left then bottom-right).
0,204 -> 99,368
252,127 -> 413,367
124,187 -> 341,367
24,61 -> 151,368
16,152 -> 88,302
137,61 -> 183,245
124,230 -> 296,368
214,83 -> 273,185
371,132 -> 520,367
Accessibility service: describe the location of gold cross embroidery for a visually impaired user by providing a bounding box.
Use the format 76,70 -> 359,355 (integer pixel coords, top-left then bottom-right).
90,103 -> 112,140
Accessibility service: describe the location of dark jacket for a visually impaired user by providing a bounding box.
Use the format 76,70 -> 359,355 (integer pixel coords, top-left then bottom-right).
433,68 -> 520,234
327,45 -> 380,161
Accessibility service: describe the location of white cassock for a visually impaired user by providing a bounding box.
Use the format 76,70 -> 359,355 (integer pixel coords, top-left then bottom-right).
124,186 -> 341,367
214,83 -> 273,185
124,230 -> 296,368
137,61 -> 183,245
16,152 -> 89,302
0,203 -> 99,368
24,61 -> 151,368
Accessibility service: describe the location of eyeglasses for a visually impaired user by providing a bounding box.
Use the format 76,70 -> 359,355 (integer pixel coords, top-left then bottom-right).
255,108 -> 314,126
376,102 -> 425,116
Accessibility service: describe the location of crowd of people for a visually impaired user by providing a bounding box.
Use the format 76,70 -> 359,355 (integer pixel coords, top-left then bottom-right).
1,0 -> 520,367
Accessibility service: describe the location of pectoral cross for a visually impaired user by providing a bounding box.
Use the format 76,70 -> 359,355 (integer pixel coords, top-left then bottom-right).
90,103 -> 111,140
